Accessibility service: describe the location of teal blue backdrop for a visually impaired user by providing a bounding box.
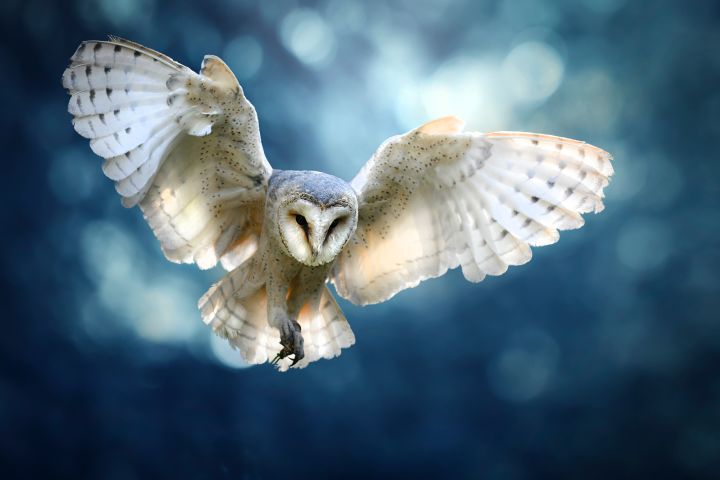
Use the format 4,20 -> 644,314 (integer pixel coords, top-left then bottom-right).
1,0 -> 719,478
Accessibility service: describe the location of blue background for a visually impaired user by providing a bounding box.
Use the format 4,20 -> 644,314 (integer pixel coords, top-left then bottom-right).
1,0 -> 719,478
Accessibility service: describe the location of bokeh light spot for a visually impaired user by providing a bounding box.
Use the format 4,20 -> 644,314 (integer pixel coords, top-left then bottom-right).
616,219 -> 672,273
325,0 -> 366,32
606,144 -> 647,202
210,334 -> 250,369
48,146 -> 97,204
98,0 -> 153,27
223,35 -> 263,80
134,277 -> 199,342
281,8 -> 336,68
81,221 -> 201,344
502,41 -> 564,105
487,329 -> 559,402
422,56 -> 512,131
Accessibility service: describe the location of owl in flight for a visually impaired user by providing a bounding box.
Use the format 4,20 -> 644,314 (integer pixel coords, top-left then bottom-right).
63,38 -> 613,371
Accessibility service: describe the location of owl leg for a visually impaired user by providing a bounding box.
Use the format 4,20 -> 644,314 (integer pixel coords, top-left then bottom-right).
268,304 -> 305,367
276,267 -> 330,367
265,264 -> 308,368
267,263 -> 333,368
271,315 -> 304,367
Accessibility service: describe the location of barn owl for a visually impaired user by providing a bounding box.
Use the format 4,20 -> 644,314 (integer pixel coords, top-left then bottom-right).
63,37 -> 613,371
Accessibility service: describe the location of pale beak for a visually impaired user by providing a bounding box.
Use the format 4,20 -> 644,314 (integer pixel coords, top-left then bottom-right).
310,230 -> 324,260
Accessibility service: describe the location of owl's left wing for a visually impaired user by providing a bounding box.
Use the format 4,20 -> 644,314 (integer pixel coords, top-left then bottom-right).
330,116 -> 613,306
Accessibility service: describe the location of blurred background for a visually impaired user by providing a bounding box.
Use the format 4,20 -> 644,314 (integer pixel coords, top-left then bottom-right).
1,0 -> 719,478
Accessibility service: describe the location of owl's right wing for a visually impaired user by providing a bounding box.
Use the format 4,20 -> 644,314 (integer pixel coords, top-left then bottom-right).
63,37 -> 271,270
331,116 -> 613,306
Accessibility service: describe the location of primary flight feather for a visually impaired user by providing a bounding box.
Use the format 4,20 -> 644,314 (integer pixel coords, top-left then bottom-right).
63,38 -> 613,371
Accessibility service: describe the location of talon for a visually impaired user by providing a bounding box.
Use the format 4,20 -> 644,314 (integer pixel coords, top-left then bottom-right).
272,344 -> 292,366
290,329 -> 304,366
274,319 -> 304,368
290,351 -> 304,366
271,353 -> 281,366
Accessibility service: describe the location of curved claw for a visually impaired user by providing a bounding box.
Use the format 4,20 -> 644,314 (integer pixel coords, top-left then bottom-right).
290,351 -> 304,366
289,330 -> 304,366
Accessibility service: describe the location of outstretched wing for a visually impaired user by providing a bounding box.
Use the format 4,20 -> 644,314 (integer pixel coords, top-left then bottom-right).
63,37 -> 271,269
331,116 -> 613,305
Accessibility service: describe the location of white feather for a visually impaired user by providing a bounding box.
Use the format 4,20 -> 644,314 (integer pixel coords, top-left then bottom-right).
64,37 -> 272,270
332,117 -> 613,305
199,269 -> 355,372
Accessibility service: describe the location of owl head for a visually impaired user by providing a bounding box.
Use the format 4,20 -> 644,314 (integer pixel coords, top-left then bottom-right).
270,171 -> 358,267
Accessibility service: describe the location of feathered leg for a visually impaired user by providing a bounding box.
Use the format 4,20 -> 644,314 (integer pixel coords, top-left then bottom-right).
268,264 -> 332,367
201,249 -> 355,371
265,259 -> 304,367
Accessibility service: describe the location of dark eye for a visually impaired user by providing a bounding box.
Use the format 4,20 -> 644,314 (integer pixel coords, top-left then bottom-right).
324,218 -> 342,244
295,215 -> 308,227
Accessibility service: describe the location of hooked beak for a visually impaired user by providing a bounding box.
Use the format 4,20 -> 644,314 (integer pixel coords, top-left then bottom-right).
309,227 -> 329,264
309,234 -> 322,262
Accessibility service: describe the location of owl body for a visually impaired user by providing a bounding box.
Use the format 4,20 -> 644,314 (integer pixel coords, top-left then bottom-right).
63,38 -> 614,371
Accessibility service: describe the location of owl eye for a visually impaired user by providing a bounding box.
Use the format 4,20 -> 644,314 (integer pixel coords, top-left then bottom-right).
324,217 -> 343,244
295,214 -> 308,227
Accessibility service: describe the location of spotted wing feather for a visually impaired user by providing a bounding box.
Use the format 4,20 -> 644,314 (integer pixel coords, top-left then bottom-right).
63,37 -> 272,269
331,116 -> 613,305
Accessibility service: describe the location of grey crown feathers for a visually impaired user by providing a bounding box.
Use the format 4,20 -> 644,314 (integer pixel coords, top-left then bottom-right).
63,37 -> 614,371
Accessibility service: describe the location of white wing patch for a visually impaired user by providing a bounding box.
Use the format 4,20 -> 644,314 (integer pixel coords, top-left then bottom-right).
64,37 -> 272,269
332,117 -> 613,305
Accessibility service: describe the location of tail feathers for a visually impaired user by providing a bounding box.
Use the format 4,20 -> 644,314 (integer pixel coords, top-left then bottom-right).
203,287 -> 281,366
199,273 -> 355,372
291,287 -> 356,370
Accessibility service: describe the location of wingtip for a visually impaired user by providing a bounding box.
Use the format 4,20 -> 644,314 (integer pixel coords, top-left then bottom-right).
417,116 -> 466,135
200,55 -> 241,94
107,34 -> 130,44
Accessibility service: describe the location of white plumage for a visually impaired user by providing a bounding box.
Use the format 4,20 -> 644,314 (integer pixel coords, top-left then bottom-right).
64,38 -> 613,371
332,119 -> 612,305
